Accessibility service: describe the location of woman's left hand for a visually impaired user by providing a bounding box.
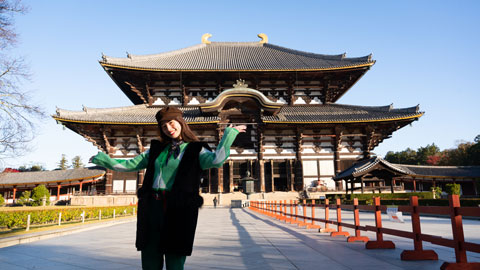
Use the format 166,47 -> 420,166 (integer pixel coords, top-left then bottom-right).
229,124 -> 247,133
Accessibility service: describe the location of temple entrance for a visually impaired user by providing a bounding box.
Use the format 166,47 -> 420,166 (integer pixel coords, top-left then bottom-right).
273,161 -> 288,191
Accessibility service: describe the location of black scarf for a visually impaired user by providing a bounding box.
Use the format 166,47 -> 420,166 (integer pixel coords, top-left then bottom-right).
166,139 -> 183,165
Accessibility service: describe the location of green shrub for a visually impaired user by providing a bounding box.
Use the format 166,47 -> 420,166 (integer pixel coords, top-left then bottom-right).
31,185 -> 50,206
0,205 -> 137,229
445,183 -> 461,195
17,191 -> 32,206
0,194 -> 5,206
430,187 -> 442,199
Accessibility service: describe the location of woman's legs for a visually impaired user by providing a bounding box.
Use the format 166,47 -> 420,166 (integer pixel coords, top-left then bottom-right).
165,254 -> 186,270
141,198 -> 165,269
141,246 -> 164,270
141,252 -> 186,270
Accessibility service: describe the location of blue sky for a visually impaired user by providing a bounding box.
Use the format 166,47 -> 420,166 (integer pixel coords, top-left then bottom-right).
4,0 -> 480,170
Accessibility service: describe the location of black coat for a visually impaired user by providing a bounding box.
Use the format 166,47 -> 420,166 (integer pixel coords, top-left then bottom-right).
135,140 -> 208,256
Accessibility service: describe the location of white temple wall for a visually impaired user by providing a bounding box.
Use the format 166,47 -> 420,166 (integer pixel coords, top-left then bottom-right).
319,160 -> 335,176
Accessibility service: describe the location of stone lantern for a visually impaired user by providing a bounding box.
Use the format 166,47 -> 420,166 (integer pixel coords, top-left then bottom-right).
240,171 -> 257,200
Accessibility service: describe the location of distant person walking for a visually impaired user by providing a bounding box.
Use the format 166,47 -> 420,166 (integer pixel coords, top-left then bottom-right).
91,106 -> 245,270
213,197 -> 218,208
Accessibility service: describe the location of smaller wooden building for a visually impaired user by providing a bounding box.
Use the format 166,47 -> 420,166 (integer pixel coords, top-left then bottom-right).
0,168 -> 105,203
334,157 -> 480,196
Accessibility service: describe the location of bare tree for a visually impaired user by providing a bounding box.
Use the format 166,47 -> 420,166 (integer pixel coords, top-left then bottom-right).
0,0 -> 45,159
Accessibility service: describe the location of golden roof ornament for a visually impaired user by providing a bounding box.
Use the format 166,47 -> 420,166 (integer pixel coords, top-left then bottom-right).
233,79 -> 248,88
257,33 -> 268,44
202,33 -> 212,44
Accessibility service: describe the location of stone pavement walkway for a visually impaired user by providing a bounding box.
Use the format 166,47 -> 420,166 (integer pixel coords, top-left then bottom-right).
0,207 -> 478,269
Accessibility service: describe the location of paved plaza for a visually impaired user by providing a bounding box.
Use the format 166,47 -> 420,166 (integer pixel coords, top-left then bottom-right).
0,207 -> 479,269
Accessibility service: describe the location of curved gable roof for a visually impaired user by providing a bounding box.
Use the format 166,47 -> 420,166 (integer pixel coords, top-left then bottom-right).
100,42 -> 374,71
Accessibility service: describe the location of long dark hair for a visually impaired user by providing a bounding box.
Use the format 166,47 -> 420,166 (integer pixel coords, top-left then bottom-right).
157,116 -> 199,144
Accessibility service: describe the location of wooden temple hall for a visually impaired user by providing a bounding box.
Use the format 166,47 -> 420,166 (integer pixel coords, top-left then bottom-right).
53,34 -> 423,195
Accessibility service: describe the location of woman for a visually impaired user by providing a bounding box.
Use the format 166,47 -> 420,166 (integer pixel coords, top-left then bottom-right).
91,106 -> 246,270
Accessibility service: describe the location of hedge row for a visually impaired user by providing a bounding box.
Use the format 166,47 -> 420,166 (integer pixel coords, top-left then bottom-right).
0,205 -> 137,229
305,198 -> 480,207
325,192 -> 434,201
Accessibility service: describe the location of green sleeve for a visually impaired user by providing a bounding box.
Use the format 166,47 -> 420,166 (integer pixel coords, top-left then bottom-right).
199,127 -> 240,170
91,150 -> 149,172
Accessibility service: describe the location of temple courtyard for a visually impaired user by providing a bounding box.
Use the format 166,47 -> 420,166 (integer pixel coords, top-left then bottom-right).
0,207 -> 479,270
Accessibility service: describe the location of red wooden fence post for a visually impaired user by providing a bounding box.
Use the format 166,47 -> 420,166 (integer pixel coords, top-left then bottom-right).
298,199 -> 308,227
288,200 -> 294,223
440,195 -> 480,270
307,199 -> 322,230
273,201 -> 278,219
331,198 -> 349,237
294,200 -> 299,224
278,200 -> 286,220
347,198 -> 369,242
269,201 -> 273,217
284,200 -> 291,223
401,196 -> 438,260
320,198 -> 335,233
366,197 -> 395,249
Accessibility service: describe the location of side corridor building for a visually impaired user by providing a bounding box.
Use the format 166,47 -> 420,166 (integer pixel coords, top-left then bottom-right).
53,34 -> 423,195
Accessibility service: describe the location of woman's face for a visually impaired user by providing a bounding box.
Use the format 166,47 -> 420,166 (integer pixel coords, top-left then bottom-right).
161,120 -> 182,139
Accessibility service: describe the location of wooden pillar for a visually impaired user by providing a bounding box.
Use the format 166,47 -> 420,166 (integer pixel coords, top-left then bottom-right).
259,160 -> 265,192
57,183 -> 61,200
217,167 -> 224,193
79,180 -> 83,194
138,170 -> 145,188
270,160 -> 275,192
136,129 -> 145,189
295,128 -> 304,191
257,125 -> 265,192
229,160 -> 234,193
413,177 -> 417,192
103,127 -> 115,194
390,177 -> 394,194
333,128 -> 343,191
105,170 -> 113,194
361,177 -> 365,194
345,180 -> 349,195
12,186 -> 17,200
391,178 -> 396,194
287,160 -> 294,191
207,168 -> 211,193
217,126 -> 224,193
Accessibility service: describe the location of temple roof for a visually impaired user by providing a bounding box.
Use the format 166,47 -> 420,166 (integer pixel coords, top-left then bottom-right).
0,167 -> 105,186
100,42 -> 374,72
262,104 -> 422,123
53,103 -> 423,125
334,157 -> 480,180
334,157 -> 410,180
397,164 -> 480,179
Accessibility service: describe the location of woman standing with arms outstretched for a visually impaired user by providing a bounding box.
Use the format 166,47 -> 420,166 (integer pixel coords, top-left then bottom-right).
91,106 -> 246,270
